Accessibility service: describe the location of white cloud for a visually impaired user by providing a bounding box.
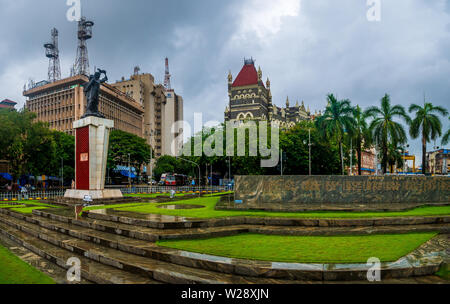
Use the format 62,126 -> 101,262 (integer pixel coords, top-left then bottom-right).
172,26 -> 206,49
231,0 -> 301,44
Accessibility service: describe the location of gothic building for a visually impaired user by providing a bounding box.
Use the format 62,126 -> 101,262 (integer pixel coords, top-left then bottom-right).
224,58 -> 312,128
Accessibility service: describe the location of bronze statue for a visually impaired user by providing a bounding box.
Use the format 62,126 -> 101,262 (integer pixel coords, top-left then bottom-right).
82,69 -> 108,119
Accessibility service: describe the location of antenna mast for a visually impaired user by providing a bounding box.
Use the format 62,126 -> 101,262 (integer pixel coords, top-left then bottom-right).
73,17 -> 94,76
44,28 -> 61,82
164,57 -> 172,91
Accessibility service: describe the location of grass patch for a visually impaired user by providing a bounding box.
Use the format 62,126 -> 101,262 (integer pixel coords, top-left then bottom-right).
157,232 -> 437,264
0,243 -> 55,284
96,197 -> 450,219
0,201 -> 58,214
435,264 -> 449,280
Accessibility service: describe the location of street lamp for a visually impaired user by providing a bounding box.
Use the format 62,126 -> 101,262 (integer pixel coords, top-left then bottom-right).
176,156 -> 201,197
61,157 -> 64,189
128,153 -> 131,188
303,129 -> 312,176
403,144 -> 410,174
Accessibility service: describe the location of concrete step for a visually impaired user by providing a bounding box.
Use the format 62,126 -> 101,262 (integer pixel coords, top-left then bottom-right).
0,213 -> 313,283
0,220 -> 158,284
34,208 -> 249,242
0,211 -> 446,282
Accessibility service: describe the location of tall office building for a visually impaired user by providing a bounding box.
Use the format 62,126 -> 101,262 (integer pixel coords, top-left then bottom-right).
112,69 -> 184,158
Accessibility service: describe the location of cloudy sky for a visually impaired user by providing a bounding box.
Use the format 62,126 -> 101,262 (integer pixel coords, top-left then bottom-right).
0,0 -> 449,163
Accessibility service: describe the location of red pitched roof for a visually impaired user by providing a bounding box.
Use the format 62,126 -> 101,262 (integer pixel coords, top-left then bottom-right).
232,63 -> 259,87
1,99 -> 17,105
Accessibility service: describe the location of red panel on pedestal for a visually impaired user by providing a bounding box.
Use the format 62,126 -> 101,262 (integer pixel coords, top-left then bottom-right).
76,126 -> 90,190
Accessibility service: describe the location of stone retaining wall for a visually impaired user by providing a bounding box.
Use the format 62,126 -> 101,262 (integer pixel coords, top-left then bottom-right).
234,176 -> 450,209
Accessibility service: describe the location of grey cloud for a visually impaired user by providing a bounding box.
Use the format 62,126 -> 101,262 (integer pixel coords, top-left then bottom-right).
0,0 -> 449,164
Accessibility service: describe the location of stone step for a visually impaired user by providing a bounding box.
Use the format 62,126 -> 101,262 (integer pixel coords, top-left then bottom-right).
0,213 -> 311,283
33,208 -> 249,242
80,208 -> 450,229
32,208 -> 450,242
0,211 -> 445,282
0,220 -> 158,284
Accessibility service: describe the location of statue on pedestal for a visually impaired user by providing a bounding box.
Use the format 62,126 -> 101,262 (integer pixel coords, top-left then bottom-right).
81,69 -> 108,119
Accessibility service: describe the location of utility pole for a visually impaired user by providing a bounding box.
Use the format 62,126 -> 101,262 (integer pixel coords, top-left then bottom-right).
128,153 -> 131,188
375,138 -> 379,176
309,129 -> 312,176
228,156 -> 232,187
61,157 -> 64,189
350,138 -> 353,176
280,149 -> 283,176
177,157 -> 201,196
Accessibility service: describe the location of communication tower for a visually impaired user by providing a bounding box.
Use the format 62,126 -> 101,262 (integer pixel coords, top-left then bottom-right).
44,28 -> 61,82
73,17 -> 94,76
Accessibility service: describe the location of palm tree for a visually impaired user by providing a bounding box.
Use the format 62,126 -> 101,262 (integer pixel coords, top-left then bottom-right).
442,117 -> 450,145
351,105 -> 372,175
409,103 -> 448,174
387,143 -> 404,174
366,94 -> 410,174
316,94 -> 355,175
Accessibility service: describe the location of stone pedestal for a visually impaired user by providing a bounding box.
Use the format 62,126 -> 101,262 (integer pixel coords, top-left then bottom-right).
64,116 -> 123,200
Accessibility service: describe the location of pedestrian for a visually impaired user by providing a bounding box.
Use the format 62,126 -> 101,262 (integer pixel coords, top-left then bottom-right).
71,180 -> 75,189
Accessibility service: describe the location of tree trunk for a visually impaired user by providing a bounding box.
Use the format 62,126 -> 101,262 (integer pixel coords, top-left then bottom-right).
340,140 -> 344,175
422,133 -> 427,175
382,141 -> 388,174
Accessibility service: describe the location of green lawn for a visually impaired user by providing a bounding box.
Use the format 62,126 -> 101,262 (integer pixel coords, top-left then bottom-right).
0,201 -> 58,214
157,232 -> 437,263
436,264 -> 449,280
87,196 -> 450,219
0,243 -> 55,284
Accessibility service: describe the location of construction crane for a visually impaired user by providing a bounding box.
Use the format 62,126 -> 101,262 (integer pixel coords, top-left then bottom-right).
44,28 -> 61,82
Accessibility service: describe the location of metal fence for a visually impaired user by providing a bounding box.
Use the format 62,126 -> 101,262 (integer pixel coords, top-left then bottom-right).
0,186 -> 234,201
119,185 -> 233,194
0,189 -> 65,201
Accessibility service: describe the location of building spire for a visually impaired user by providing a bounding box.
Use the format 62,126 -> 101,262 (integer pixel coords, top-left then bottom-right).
286,96 -> 290,108
228,70 -> 233,83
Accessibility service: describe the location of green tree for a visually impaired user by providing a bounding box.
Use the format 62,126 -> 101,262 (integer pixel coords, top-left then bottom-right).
315,94 -> 355,175
442,117 -> 450,145
409,103 -> 448,174
351,105 -> 372,175
108,130 -> 152,178
278,121 -> 340,175
366,94 -> 410,174
387,143 -> 404,174
50,131 -> 75,183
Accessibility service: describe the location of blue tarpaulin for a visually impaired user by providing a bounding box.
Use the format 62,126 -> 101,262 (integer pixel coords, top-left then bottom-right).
119,170 -> 136,178
0,173 -> 13,181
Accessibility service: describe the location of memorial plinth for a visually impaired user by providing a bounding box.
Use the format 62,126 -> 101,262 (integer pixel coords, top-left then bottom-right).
64,116 -> 122,201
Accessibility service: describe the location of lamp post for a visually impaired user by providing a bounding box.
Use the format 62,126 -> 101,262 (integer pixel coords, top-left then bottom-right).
61,157 -> 64,189
128,153 -> 131,188
309,128 -> 312,176
280,149 -> 283,176
177,156 -> 201,196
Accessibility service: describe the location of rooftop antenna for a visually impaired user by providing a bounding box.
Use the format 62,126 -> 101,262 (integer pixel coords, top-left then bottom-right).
164,57 -> 172,91
44,28 -> 61,82
73,16 -> 94,76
